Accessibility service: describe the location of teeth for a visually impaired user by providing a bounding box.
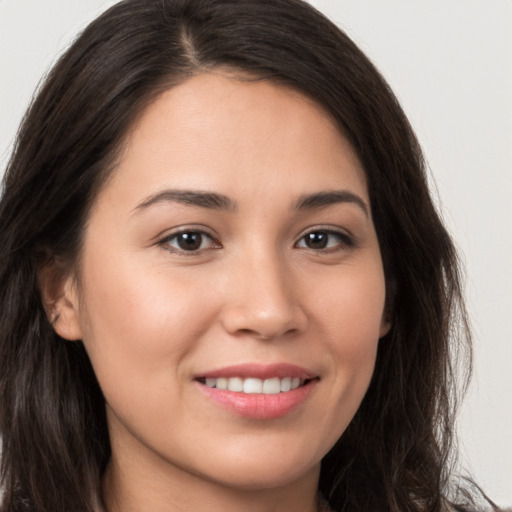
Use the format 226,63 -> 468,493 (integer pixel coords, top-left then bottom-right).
227,377 -> 243,392
262,377 -> 280,394
244,378 -> 263,394
280,377 -> 291,392
216,377 -> 228,390
203,376 -> 305,394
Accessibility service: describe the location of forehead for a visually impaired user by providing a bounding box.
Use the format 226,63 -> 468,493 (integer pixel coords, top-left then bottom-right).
99,72 -> 368,211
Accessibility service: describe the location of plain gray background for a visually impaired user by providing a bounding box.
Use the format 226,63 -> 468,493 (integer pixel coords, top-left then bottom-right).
1,0 -> 511,506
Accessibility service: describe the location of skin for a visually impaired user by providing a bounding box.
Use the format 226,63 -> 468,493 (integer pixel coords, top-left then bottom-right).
49,73 -> 390,512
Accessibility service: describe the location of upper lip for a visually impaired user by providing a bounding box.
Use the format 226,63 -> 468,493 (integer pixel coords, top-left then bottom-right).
196,363 -> 318,380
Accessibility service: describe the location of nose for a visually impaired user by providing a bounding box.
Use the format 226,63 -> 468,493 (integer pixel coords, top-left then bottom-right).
219,251 -> 308,341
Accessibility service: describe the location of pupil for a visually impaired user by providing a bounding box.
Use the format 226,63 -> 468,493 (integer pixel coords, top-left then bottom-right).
177,232 -> 202,251
306,232 -> 327,249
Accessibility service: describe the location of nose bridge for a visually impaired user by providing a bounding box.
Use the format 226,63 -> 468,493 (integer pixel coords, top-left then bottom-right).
220,241 -> 306,339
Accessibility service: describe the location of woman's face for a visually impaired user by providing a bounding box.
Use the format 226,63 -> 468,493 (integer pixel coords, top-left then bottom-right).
61,74 -> 389,492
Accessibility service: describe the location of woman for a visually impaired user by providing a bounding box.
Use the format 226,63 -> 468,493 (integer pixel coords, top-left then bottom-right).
0,0 -> 498,511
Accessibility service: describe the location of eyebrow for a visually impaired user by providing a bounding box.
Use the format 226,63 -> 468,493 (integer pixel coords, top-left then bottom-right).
133,188 -> 368,217
295,190 -> 369,217
134,189 -> 237,212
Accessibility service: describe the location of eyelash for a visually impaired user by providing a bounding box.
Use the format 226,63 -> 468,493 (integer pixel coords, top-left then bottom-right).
295,228 -> 354,252
158,229 -> 220,255
158,227 -> 354,255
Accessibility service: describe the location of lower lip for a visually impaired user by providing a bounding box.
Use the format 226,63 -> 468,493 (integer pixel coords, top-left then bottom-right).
196,380 -> 317,419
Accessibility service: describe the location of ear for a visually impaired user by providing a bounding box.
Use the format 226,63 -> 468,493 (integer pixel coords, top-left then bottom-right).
38,259 -> 83,341
379,276 -> 396,338
379,317 -> 392,338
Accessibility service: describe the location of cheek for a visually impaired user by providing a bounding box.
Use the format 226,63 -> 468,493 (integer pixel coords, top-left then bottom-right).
312,261 -> 387,343
76,249 -> 218,388
308,258 -> 386,397
299,266 -> 385,456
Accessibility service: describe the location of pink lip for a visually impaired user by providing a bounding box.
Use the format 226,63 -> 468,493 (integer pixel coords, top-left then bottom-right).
195,363 -> 318,420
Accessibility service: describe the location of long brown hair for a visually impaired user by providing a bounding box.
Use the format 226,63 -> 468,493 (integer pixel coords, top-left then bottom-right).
0,1 -> 488,510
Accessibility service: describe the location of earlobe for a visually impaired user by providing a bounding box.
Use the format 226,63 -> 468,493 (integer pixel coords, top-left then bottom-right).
52,278 -> 83,341
379,300 -> 393,338
39,261 -> 83,341
379,318 -> 392,338
380,277 -> 395,338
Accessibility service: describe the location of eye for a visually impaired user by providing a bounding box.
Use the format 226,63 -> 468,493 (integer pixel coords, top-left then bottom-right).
159,230 -> 220,253
295,229 -> 353,251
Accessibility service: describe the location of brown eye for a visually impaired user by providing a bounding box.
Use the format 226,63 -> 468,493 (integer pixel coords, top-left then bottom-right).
175,232 -> 203,251
162,230 -> 218,253
296,230 -> 353,251
303,232 -> 329,249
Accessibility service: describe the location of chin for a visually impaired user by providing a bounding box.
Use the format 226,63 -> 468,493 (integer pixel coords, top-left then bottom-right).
192,450 -> 321,491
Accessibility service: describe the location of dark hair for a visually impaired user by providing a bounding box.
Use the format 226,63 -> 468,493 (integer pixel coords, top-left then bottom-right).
0,1 -> 491,511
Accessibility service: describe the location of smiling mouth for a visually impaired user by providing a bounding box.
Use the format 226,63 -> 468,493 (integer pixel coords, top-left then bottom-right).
195,365 -> 319,418
196,376 -> 315,394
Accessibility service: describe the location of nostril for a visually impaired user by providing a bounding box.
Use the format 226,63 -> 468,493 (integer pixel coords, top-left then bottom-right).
234,326 -> 299,341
